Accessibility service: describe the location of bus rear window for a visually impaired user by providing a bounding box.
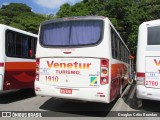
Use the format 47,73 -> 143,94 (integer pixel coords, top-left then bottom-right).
40,20 -> 103,47
148,26 -> 160,45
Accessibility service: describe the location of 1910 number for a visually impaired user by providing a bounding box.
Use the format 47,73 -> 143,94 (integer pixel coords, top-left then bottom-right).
45,76 -> 59,82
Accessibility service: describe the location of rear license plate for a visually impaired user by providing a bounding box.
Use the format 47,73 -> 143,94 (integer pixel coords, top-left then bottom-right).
60,88 -> 72,94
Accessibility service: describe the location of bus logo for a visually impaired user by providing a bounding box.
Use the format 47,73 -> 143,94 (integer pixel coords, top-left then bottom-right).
47,61 -> 91,69
154,59 -> 160,66
90,77 -> 98,85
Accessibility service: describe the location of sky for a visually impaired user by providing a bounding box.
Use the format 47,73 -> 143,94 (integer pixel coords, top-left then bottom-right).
0,0 -> 83,15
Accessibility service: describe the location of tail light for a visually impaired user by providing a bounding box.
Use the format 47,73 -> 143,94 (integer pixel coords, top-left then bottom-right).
36,58 -> 40,81
137,72 -> 145,85
0,62 -> 4,67
100,59 -> 109,85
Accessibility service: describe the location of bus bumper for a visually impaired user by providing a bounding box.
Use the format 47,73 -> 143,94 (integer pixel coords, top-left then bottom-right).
136,85 -> 160,101
35,81 -> 110,103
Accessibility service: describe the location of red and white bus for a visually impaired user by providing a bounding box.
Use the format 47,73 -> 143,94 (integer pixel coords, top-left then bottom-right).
35,16 -> 131,103
0,24 -> 37,91
136,19 -> 160,101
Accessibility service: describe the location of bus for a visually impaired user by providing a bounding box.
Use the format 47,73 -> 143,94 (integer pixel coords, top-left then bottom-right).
0,24 -> 37,91
136,19 -> 160,101
35,16 -> 131,103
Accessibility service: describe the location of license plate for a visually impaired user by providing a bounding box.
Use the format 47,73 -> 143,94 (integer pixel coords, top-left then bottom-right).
60,88 -> 72,94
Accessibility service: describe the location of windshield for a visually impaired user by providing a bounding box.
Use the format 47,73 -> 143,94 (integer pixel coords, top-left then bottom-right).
40,20 -> 103,47
148,26 -> 160,45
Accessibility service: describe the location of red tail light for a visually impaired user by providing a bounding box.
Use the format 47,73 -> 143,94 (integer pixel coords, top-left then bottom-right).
0,62 -> 4,67
36,58 -> 40,66
36,58 -> 40,81
137,72 -> 145,85
101,59 -> 109,67
100,59 -> 109,85
137,72 -> 145,79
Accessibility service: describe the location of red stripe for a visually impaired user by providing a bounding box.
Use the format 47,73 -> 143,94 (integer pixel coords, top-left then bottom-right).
63,52 -> 72,54
0,62 -> 4,67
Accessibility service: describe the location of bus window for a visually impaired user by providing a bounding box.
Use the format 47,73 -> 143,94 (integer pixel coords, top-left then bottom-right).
148,26 -> 160,45
40,20 -> 103,47
6,30 -> 36,59
33,38 -> 37,58
7,32 -> 15,56
111,30 -> 118,59
111,31 -> 116,58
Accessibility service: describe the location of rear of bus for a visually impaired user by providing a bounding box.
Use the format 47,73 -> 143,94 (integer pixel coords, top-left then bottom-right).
136,19 -> 160,101
35,16 -> 112,103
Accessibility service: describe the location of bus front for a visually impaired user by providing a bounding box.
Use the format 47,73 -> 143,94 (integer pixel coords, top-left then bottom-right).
136,20 -> 160,101
35,17 -> 111,103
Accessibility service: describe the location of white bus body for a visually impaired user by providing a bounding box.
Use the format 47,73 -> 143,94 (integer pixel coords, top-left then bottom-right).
136,19 -> 160,101
0,24 -> 37,91
35,16 -> 131,103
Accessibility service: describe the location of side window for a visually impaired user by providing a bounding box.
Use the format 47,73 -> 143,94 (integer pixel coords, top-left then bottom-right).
125,48 -> 129,63
7,32 -> 15,56
111,30 -> 118,59
115,36 -> 118,59
16,34 -> 22,56
111,27 -> 129,62
6,30 -> 35,59
118,41 -> 121,60
122,45 -> 125,62
31,38 -> 37,59
27,37 -> 32,57
111,30 -> 115,58
124,48 -> 127,62
117,38 -> 120,60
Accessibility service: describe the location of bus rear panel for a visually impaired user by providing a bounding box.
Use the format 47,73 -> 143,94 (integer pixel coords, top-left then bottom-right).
36,57 -> 110,103
35,16 -> 130,103
136,19 -> 160,101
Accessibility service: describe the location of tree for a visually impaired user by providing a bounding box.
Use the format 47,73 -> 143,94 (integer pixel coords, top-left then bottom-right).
0,3 -> 31,24
10,12 -> 47,33
0,3 -> 49,34
56,0 -> 160,55
56,3 -> 72,17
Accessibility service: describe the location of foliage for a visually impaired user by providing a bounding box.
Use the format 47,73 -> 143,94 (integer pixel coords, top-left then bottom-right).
56,0 -> 160,55
0,1 -> 160,55
0,3 -> 49,34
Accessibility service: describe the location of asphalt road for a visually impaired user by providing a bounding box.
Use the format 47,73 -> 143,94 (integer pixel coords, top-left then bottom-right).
0,83 -> 160,120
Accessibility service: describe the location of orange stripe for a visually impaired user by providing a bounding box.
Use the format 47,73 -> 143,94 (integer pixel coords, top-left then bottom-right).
5,62 -> 36,71
111,63 -> 127,79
